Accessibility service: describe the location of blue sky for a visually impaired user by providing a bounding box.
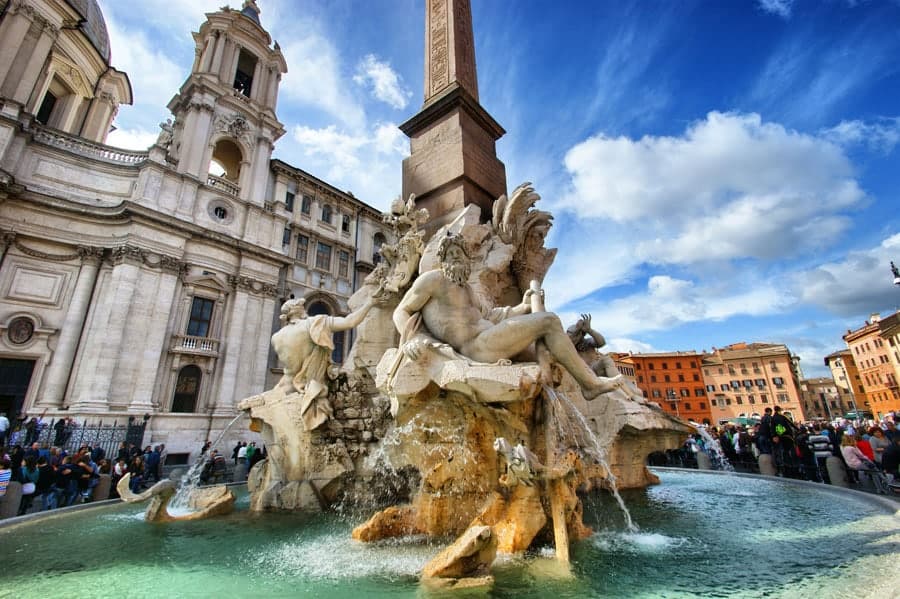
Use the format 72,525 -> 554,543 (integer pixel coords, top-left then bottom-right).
99,0 -> 900,377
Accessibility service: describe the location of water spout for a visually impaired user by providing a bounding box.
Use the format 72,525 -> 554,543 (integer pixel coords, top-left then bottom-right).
543,386 -> 638,533
167,413 -> 244,514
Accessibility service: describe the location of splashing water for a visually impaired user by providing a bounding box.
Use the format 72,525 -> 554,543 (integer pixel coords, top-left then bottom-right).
693,426 -> 734,472
543,386 -> 638,532
167,413 -> 243,513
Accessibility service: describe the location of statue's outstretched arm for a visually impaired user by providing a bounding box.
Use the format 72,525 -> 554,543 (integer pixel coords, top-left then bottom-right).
331,297 -> 376,332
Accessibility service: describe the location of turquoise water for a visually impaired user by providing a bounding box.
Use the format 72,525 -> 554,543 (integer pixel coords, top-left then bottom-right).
1,471 -> 897,598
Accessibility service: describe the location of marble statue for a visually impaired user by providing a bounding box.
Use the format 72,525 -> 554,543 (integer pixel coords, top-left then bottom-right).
567,313 -> 618,378
272,295 -> 378,431
392,232 -> 627,400
155,118 -> 174,149
116,473 -> 235,522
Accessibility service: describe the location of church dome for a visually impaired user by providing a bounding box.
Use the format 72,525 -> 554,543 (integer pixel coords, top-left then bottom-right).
66,0 -> 111,63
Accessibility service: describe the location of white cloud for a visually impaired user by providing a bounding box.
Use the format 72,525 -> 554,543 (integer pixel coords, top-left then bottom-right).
279,36 -> 365,129
104,16 -> 184,112
286,123 -> 408,210
353,54 -> 411,110
791,233 -> 900,316
106,127 -> 157,151
586,275 -> 788,338
557,112 -> 864,264
821,118 -> 900,154
756,0 -> 794,19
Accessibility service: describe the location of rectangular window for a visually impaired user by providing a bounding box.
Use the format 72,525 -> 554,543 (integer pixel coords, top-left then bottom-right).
772,377 -> 784,386
187,297 -> 214,337
680,388 -> 690,397
730,380 -> 740,389
693,374 -> 700,381
301,195 -> 312,215
282,227 -> 291,246
756,379 -> 766,387
648,363 -> 655,370
690,361 -> 697,368
761,394 -> 768,403
743,379 -> 753,388
338,250 -> 350,278
662,362 -> 668,370
36,91 -> 57,125
684,402 -> 692,410
341,214 -> 351,233
720,384 -> 730,391
664,374 -> 671,382
706,385 -> 716,392
650,375 -> 657,383
296,234 -> 309,263
315,242 -> 332,270
711,399 -> 717,407
678,374 -> 685,382
652,389 -> 661,398
675,362 -> 682,369
321,204 -> 333,224
695,388 -> 704,396
736,397 -> 743,405
726,398 -> 732,406
638,375 -> 644,383
748,395 -> 756,404
285,191 -> 295,212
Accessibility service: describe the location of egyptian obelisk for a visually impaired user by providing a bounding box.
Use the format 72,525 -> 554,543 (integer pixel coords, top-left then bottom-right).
400,0 -> 507,229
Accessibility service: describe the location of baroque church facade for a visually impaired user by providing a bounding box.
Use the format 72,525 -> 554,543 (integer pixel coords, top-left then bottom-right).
0,0 -> 389,458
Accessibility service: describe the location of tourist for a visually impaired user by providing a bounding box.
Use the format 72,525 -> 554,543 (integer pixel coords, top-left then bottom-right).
771,406 -> 798,477
145,446 -> 161,484
0,412 -> 9,447
757,408 -> 773,455
91,442 -> 106,463
249,444 -> 265,471
855,433 -> 875,462
840,436 -> 888,494
237,442 -> 248,464
52,417 -> 67,446
232,441 -> 242,464
867,427 -> 890,466
200,440 -> 211,455
245,442 -> 256,464
36,456 -> 56,510
0,457 -> 11,497
75,454 -> 99,502
111,457 -> 128,498
129,456 -> 145,493
54,456 -> 77,507
884,421 -> 898,443
881,436 -> 900,483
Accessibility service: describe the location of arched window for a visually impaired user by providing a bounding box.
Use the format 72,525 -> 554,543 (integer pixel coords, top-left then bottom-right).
172,365 -> 202,413
209,139 -> 243,181
306,301 -> 345,364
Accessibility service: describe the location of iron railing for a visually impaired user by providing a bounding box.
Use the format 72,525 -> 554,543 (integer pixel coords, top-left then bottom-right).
10,418 -> 148,458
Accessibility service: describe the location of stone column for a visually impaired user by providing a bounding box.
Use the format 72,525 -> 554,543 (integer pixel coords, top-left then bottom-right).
199,35 -> 215,73
37,247 -> 104,409
0,4 -> 33,85
250,59 -> 263,102
69,248 -> 142,412
209,31 -> 226,76
12,19 -> 58,106
212,281 -> 249,415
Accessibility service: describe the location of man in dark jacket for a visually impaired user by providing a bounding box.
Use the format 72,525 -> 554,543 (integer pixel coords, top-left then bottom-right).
881,436 -> 900,483
771,406 -> 798,477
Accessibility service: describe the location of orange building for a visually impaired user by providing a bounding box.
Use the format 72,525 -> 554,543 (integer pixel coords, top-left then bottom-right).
843,312 -> 900,419
876,311 -> 900,418
700,343 -> 805,423
620,352 -> 711,424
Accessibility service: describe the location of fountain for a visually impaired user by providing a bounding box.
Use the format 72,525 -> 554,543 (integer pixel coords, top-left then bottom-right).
1,3 -> 896,597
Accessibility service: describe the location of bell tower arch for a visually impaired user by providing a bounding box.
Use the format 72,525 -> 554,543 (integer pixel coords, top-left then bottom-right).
166,1 -> 287,207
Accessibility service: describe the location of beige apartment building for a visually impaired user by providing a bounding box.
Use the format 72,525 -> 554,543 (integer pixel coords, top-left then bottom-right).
700,343 -> 805,423
0,1 -> 389,460
798,377 -> 847,421
843,312 -> 900,419
823,349 -> 866,417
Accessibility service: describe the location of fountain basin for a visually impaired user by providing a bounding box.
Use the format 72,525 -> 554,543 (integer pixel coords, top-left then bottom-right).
0,471 -> 896,598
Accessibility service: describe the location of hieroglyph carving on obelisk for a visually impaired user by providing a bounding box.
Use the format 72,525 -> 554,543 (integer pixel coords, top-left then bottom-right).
425,0 -> 478,103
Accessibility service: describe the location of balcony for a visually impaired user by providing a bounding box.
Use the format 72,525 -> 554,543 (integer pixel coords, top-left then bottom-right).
170,334 -> 220,357
206,174 -> 240,197
33,124 -> 149,165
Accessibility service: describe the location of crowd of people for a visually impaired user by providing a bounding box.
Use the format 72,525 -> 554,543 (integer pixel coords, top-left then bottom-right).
675,407 -> 900,494
0,440 -> 169,516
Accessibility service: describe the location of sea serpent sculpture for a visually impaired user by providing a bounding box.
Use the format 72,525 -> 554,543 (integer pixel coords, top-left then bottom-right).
116,473 -> 235,522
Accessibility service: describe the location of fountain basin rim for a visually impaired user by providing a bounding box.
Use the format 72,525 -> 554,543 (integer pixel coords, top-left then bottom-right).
0,481 -> 250,530
650,466 -> 900,514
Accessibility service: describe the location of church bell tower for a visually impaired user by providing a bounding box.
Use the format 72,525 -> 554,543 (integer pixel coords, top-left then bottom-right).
165,1 -> 286,207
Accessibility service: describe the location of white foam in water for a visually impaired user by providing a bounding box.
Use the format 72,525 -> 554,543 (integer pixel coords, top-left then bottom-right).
592,531 -> 692,555
260,531 -> 433,580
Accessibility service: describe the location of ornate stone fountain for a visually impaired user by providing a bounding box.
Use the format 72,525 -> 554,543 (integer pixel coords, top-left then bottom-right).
239,185 -> 691,587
